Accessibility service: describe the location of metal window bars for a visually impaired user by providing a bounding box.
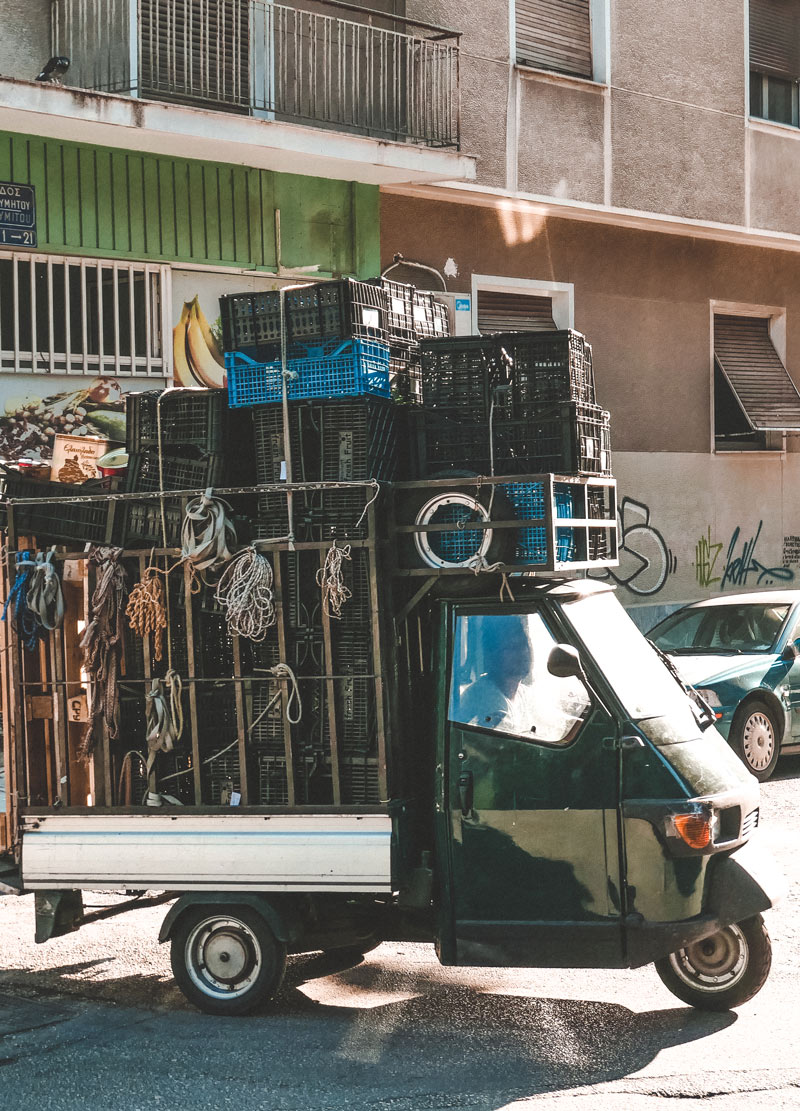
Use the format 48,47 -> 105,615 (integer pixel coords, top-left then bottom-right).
0,251 -> 169,376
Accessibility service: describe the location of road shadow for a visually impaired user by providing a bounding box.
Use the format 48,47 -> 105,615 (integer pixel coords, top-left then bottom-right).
0,951 -> 737,1107
769,752 -> 800,782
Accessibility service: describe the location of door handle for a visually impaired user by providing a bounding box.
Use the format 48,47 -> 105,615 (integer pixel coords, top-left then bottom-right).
458,771 -> 473,816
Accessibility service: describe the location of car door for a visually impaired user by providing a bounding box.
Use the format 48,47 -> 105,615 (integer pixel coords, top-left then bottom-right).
438,606 -> 624,969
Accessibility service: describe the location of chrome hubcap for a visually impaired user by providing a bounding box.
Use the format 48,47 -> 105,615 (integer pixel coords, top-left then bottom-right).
186,917 -> 262,998
669,924 -> 748,993
742,711 -> 775,772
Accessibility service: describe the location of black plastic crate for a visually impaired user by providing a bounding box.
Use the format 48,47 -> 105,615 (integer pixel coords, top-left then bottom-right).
413,290 -> 450,340
126,389 -> 227,454
415,402 -> 611,477
338,756 -> 380,805
1,471 -> 115,546
389,343 -> 422,403
221,280 -> 387,356
380,278 -> 416,344
420,330 -> 595,417
124,451 -> 226,494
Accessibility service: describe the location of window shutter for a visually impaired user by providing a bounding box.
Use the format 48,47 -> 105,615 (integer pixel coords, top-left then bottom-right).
515,0 -> 593,80
477,290 -> 557,333
749,0 -> 800,79
714,315 -> 800,431
139,0 -> 250,109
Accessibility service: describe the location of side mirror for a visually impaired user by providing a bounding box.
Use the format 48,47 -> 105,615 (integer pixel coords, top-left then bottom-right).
782,641 -> 800,662
547,643 -> 586,681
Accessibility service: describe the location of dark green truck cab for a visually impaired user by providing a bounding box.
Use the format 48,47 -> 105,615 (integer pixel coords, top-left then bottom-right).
432,578 -> 783,1010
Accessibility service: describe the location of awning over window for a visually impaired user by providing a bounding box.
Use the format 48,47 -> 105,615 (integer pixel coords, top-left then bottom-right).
714,314 -> 800,431
477,290 -> 557,333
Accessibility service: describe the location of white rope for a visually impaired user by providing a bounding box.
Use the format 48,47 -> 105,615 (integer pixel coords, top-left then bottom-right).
353,480 -> 381,532
214,545 -> 276,641
316,541 -> 352,620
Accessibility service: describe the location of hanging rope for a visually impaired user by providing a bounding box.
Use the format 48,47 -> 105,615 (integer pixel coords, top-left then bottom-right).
316,541 -> 352,620
214,545 -> 276,641
126,563 -> 167,662
81,547 -> 127,756
145,671 -> 184,774
181,488 -> 237,589
2,551 -> 45,652
250,661 -> 303,729
27,549 -> 65,632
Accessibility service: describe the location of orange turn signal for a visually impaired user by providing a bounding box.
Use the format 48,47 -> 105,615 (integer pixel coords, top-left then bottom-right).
673,813 -> 712,849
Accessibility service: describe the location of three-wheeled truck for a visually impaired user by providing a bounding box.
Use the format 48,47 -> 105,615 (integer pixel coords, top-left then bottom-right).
0,465 -> 784,1016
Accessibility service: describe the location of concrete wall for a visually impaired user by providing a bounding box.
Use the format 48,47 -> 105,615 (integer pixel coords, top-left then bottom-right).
0,0 -> 51,82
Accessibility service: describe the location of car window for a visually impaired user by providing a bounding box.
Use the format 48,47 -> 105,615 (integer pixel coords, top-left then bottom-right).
449,612 -> 592,745
651,603 -> 791,653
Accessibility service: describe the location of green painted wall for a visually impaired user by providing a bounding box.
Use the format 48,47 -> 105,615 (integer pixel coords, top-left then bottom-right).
0,131 -> 380,277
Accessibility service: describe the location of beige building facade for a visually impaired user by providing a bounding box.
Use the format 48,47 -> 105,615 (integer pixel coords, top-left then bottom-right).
387,0 -> 800,625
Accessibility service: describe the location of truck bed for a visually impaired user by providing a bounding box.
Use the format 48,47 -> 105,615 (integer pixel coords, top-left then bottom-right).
19,812 -> 392,893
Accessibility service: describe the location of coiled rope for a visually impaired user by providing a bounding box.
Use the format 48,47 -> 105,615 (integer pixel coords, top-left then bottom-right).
2,552 -> 45,651
316,541 -> 352,620
145,671 -> 184,774
181,488 -> 237,589
27,549 -> 65,632
81,547 -> 127,756
125,564 -> 167,662
214,545 -> 276,641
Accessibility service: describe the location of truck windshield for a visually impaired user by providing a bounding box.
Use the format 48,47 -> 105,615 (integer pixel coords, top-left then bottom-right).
562,590 -> 700,742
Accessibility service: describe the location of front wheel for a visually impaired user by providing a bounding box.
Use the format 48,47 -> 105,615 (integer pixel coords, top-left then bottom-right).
170,906 -> 287,1016
654,914 -> 772,1011
730,699 -> 781,781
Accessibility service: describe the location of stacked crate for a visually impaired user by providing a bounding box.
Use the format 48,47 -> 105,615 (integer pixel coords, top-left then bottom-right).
380,279 -> 449,403
121,389 -> 252,547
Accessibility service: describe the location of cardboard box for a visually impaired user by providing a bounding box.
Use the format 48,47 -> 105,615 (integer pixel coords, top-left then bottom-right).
50,434 -> 120,484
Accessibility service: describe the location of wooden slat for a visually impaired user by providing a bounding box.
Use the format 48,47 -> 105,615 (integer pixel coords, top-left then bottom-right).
181,561 -> 204,804
477,290 -> 557,333
515,0 -> 593,78
319,551 -> 341,807
714,315 -> 800,430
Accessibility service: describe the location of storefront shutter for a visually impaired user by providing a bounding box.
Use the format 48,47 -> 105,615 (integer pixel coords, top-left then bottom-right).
714,315 -> 800,431
515,0 -> 593,80
749,0 -> 800,78
477,290 -> 557,333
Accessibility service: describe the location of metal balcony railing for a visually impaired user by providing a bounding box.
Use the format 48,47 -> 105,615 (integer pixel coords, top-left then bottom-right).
51,0 -> 460,148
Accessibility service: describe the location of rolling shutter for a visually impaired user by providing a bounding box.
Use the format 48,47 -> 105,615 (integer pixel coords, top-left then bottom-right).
477,290 -> 557,333
515,0 -> 593,80
714,315 -> 800,431
139,0 -> 250,110
749,0 -> 800,78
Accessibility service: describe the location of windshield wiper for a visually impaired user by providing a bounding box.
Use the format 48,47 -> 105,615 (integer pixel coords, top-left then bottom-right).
647,639 -> 717,730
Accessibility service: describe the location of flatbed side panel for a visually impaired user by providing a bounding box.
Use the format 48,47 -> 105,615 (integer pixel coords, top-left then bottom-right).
20,813 -> 392,893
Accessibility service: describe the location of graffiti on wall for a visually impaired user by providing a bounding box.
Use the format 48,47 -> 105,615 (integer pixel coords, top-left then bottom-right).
595,496 -> 677,596
694,521 -> 794,589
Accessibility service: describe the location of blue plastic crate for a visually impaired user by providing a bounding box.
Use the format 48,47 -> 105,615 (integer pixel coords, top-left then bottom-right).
226,338 -> 391,407
500,481 -> 578,564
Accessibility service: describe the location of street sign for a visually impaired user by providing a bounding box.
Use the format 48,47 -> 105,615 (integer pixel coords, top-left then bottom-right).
0,182 -> 36,248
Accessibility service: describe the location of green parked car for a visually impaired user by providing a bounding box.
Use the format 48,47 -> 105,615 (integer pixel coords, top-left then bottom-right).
648,590 -> 800,781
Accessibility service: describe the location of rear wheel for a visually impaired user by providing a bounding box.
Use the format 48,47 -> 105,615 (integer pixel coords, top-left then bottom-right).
654,915 -> 771,1011
730,699 -> 781,781
170,906 -> 286,1016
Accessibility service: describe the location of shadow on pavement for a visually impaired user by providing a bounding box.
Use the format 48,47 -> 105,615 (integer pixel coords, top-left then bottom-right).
769,753 -> 800,782
0,951 -> 736,1108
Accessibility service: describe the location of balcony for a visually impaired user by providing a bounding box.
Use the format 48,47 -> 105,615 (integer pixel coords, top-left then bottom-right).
50,0 -> 460,150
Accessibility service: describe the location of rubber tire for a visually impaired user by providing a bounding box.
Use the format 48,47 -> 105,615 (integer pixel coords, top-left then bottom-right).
654,914 -> 772,1012
401,470 -> 515,572
170,905 -> 287,1016
729,699 -> 781,781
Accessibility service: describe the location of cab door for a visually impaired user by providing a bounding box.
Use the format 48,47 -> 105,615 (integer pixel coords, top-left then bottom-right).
437,607 -> 624,969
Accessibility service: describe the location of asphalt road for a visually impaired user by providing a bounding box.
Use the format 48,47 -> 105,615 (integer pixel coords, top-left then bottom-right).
1,759 -> 800,1111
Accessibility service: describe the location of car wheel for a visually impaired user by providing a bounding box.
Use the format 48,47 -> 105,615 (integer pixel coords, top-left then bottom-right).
730,699 -> 781,781
654,915 -> 772,1011
170,906 -> 287,1016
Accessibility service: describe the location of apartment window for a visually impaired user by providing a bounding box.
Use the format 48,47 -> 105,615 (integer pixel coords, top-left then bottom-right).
713,314 -> 800,450
750,0 -> 800,126
515,0 -> 593,80
0,253 -> 168,376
